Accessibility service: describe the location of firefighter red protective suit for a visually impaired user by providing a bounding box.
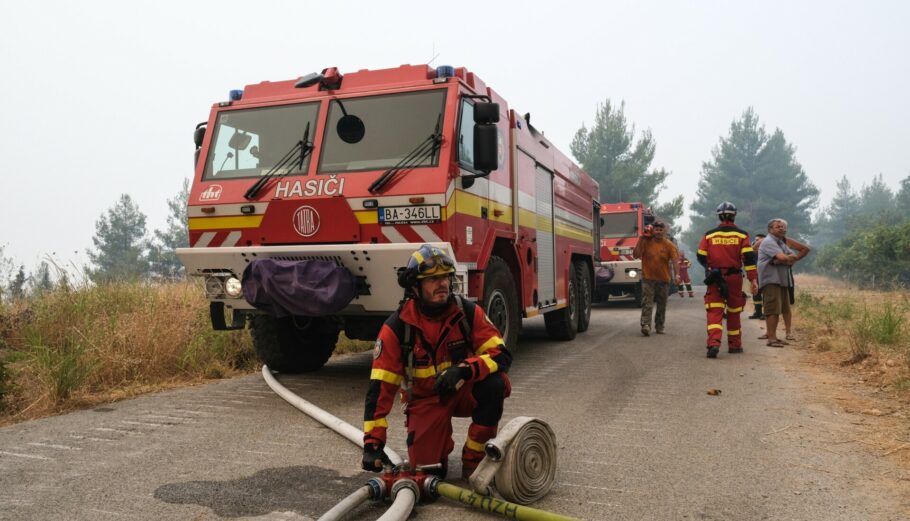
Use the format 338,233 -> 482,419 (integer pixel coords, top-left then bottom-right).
697,223 -> 757,349
363,297 -> 511,476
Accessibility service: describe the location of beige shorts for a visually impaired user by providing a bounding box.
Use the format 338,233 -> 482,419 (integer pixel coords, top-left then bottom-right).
762,284 -> 791,315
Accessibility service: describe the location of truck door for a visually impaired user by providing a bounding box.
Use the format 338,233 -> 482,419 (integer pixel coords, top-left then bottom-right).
535,164 -> 556,306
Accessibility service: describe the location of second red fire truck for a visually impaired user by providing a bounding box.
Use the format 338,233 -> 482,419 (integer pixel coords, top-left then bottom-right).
177,64 -> 600,372
594,202 -> 655,306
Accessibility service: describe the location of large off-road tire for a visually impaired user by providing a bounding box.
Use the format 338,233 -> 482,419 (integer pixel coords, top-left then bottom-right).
633,282 -> 644,307
483,256 -> 520,353
544,262 -> 578,340
575,260 -> 592,333
251,315 -> 339,373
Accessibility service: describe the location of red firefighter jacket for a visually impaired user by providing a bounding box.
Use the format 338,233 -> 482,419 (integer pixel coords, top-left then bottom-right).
363,297 -> 511,447
696,223 -> 758,281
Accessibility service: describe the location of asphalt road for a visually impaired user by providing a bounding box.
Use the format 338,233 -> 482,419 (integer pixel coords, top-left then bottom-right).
1,290 -> 906,520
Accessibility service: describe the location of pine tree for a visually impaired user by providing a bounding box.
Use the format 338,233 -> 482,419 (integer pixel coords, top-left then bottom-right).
30,261 -> 54,294
683,108 -> 819,248
856,174 -> 894,219
150,179 -> 190,281
86,194 -> 150,283
571,100 -> 684,226
812,176 -> 858,248
9,266 -> 27,299
896,174 -> 910,219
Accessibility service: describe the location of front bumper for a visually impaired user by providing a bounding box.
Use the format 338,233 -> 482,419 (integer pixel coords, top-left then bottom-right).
177,242 -> 465,314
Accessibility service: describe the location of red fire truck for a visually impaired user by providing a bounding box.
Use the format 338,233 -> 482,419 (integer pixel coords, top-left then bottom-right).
593,202 -> 654,306
177,64 -> 600,372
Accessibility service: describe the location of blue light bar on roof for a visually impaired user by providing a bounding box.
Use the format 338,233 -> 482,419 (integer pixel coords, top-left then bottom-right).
436,65 -> 455,79
229,89 -> 244,101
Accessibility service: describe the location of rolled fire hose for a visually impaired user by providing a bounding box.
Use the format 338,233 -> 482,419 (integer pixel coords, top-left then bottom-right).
469,416 -> 557,504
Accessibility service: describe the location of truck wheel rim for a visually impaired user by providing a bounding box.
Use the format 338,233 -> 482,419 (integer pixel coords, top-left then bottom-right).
488,290 -> 509,338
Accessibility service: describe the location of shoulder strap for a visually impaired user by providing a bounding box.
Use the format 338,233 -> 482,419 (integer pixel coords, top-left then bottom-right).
387,305 -> 415,400
454,295 -> 475,347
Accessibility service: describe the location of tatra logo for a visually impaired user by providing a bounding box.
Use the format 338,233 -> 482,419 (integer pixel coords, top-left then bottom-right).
292,205 -> 320,237
200,184 -> 223,201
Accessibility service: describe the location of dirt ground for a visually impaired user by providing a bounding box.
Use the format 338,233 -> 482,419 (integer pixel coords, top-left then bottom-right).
756,311 -> 910,494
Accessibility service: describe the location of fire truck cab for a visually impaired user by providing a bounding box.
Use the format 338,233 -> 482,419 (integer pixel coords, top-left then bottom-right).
594,202 -> 654,306
178,64 -> 600,373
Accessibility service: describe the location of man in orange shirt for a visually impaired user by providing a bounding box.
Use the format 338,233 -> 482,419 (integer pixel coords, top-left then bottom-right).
633,221 -> 679,336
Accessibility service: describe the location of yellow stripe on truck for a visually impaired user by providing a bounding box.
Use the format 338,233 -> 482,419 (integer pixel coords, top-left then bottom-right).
189,215 -> 264,230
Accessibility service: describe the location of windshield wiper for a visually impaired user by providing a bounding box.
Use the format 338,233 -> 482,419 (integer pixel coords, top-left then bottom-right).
368,115 -> 442,194
244,122 -> 313,200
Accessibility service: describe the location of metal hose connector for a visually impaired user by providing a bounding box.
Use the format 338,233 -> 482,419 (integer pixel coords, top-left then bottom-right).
377,479 -> 419,521
469,416 -> 557,504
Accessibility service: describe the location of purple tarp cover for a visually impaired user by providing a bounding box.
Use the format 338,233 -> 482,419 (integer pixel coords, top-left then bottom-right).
242,259 -> 359,317
595,265 -> 615,284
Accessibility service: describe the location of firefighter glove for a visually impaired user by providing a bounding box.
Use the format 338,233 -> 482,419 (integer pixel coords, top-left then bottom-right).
433,364 -> 472,399
362,442 -> 390,472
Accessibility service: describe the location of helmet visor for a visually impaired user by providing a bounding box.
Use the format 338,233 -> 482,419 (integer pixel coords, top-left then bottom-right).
415,253 -> 455,279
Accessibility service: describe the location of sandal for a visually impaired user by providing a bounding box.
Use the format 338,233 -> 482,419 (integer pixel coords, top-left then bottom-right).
758,334 -> 768,340
767,340 -> 786,348
786,335 -> 797,341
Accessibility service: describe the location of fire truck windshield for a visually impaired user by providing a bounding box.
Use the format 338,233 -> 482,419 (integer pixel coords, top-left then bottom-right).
601,211 -> 639,238
203,102 -> 320,180
318,89 -> 445,174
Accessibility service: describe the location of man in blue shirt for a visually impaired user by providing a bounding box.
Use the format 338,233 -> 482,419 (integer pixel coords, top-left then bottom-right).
757,219 -> 810,347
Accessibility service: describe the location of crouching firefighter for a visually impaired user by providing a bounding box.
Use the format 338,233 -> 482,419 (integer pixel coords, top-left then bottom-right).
362,245 -> 512,480
697,202 -> 758,358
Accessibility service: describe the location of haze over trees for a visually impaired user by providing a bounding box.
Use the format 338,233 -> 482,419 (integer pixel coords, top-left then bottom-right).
682,108 -> 819,249
571,100 -> 684,230
812,173 -> 910,285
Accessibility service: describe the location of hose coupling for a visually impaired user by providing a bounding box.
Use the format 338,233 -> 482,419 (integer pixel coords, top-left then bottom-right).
422,475 -> 440,499
366,477 -> 386,500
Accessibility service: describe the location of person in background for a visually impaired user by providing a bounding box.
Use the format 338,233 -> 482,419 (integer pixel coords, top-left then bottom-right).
633,220 -> 679,336
757,219 -> 811,347
677,250 -> 695,298
748,233 -> 767,319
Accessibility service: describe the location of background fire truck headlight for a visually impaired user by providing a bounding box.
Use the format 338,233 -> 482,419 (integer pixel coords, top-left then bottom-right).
627,269 -> 639,279
204,276 -> 224,298
224,277 -> 243,298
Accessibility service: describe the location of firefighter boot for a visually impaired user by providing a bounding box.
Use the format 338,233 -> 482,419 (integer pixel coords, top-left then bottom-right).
748,304 -> 764,320
688,291 -> 695,298
462,424 -> 496,480
707,346 -> 719,358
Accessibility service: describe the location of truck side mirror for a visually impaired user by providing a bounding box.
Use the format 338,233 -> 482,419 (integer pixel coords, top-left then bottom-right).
473,124 -> 498,173
194,125 -> 206,148
473,102 -> 500,124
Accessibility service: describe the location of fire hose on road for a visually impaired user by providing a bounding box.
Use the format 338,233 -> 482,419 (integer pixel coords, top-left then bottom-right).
262,365 -> 585,521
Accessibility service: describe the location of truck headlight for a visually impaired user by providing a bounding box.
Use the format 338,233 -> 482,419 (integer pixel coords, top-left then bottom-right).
224,277 -> 243,298
627,269 -> 638,278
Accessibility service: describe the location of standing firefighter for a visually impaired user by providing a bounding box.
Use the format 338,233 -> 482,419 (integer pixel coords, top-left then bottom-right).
677,252 -> 695,298
362,245 -> 512,479
697,202 -> 758,358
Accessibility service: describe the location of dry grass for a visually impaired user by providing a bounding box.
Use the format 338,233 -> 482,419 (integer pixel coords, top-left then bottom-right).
0,281 -> 256,425
0,281 -> 375,426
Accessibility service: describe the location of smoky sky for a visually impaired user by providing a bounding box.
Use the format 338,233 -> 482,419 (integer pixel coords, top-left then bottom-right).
1,0 -> 907,269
